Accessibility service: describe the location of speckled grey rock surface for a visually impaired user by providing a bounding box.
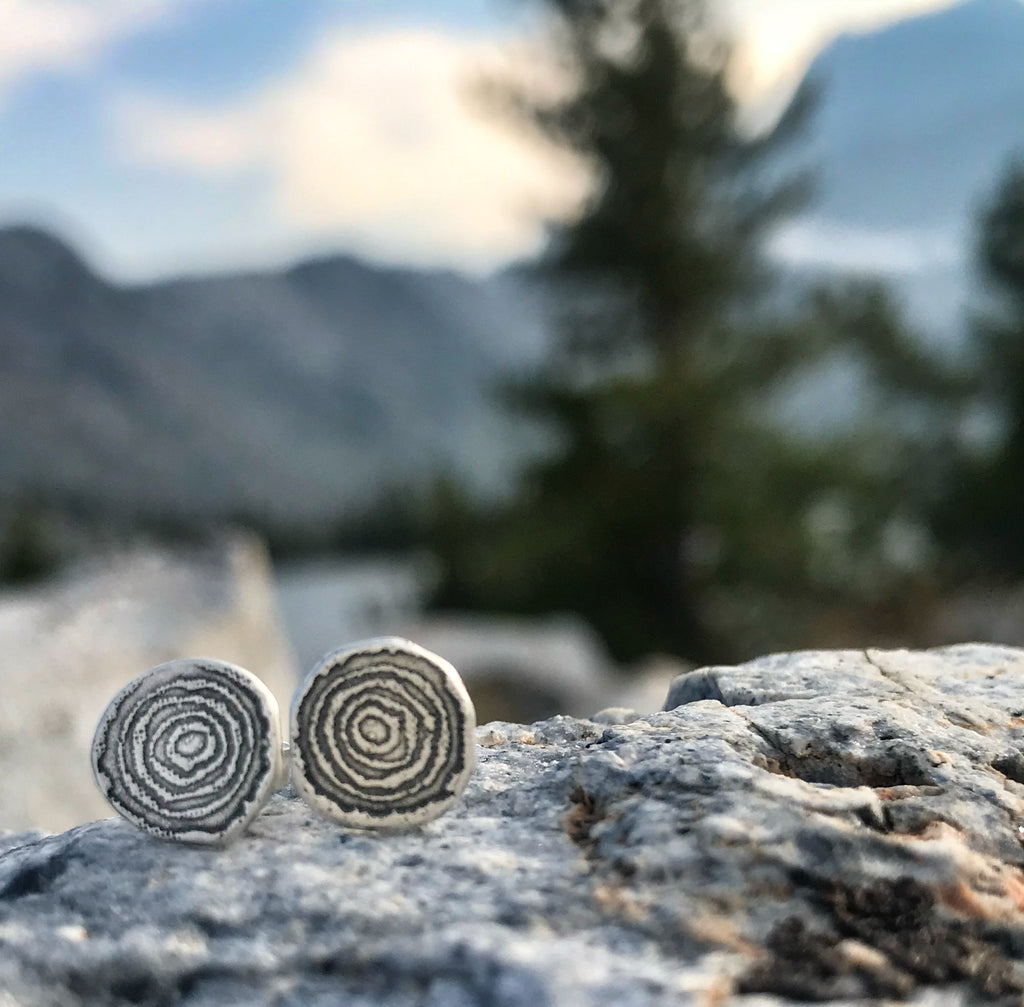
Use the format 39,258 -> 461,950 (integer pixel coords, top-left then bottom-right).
4,645 -> 1024,1005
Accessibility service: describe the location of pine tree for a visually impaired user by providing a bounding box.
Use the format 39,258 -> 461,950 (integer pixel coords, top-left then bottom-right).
431,0 -> 814,660
430,0 -> 964,662
952,158 -> 1024,571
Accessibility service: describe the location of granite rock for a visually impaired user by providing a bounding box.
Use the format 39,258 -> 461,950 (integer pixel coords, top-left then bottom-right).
2,645 -> 1024,1005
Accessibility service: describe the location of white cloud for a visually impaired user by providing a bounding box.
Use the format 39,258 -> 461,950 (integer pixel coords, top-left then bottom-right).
725,0 -> 959,120
0,0 -> 172,105
109,0 -> 974,273
769,218 -> 962,274
116,28 -> 588,272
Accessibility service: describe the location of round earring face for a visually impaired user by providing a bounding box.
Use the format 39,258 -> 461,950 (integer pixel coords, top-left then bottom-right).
91,659 -> 282,846
290,638 -> 476,829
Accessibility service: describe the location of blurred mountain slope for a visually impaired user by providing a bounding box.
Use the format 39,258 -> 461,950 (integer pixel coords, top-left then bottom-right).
780,0 -> 1024,333
0,226 -> 544,525
807,0 -> 1023,228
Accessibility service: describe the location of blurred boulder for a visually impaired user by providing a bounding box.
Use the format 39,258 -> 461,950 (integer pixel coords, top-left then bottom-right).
0,534 -> 296,832
400,614 -> 615,724
611,654 -> 695,716
276,555 -> 428,673
400,616 -> 693,724
925,583 -> 1024,648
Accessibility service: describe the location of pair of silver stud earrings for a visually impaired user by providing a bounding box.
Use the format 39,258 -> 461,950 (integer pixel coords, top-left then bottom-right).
90,637 -> 477,846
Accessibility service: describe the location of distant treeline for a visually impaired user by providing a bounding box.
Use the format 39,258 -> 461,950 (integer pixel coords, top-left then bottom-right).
0,487 -> 431,585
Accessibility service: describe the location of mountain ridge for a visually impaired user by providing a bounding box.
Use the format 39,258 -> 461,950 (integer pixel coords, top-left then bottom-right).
800,0 -> 1023,230
766,0 -> 1024,339
0,224 -> 544,529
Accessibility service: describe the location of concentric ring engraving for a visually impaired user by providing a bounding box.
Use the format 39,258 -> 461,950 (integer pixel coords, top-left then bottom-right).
291,638 -> 476,828
91,659 -> 282,845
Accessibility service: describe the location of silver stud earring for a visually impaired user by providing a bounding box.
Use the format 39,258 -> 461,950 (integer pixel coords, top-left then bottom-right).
289,637 -> 476,829
91,658 -> 282,846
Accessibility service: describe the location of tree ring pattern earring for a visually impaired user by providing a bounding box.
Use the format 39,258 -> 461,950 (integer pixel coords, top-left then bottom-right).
290,638 -> 476,829
91,659 -> 282,846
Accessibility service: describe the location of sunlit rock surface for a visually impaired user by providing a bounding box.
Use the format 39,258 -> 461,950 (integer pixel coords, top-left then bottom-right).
3,646 -> 1024,1004
0,536 -> 296,832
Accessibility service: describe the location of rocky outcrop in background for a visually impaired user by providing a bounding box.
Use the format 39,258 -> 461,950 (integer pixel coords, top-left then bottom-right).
0,536 -> 295,833
3,645 -> 1024,1005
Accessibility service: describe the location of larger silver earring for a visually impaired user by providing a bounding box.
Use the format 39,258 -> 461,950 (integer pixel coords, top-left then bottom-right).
91,659 -> 282,846
290,638 -> 476,829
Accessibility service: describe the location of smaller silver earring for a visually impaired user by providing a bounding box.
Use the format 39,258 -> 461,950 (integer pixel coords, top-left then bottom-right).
91,659 -> 282,846
290,637 -> 476,829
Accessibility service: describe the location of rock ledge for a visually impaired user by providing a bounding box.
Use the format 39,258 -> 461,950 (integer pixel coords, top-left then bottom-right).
3,645 -> 1024,1005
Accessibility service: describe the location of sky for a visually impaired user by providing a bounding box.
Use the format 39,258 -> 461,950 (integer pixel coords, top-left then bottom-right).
0,0 -> 967,282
